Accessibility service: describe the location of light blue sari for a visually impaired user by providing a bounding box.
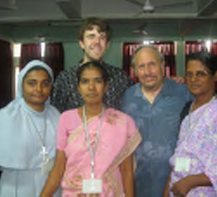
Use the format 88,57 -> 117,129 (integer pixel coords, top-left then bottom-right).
0,60 -> 61,197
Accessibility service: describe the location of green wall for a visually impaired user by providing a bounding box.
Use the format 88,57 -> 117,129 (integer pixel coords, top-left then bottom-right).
63,42 -> 83,69
63,40 -> 123,70
1,21 -> 217,77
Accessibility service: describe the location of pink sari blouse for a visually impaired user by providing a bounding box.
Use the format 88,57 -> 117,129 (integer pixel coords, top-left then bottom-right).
57,108 -> 141,197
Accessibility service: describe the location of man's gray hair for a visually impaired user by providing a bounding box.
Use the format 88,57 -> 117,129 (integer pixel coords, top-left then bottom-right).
131,44 -> 165,68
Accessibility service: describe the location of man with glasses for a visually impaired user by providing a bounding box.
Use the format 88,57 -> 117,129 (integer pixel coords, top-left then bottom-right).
121,45 -> 193,197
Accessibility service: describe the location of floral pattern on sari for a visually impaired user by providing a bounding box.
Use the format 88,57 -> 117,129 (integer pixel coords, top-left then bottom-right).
169,100 -> 217,197
57,108 -> 141,197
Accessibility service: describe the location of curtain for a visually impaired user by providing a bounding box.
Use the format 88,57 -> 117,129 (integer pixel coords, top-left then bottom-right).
123,42 -> 140,83
123,42 -> 175,83
210,42 -> 217,55
19,43 -> 64,80
43,43 -> 64,80
0,40 -> 13,108
185,41 -> 208,56
156,43 -> 176,77
19,43 -> 41,70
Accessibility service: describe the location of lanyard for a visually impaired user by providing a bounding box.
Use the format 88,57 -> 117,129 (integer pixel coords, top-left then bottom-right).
186,96 -> 216,141
25,112 -> 48,161
83,105 -> 104,179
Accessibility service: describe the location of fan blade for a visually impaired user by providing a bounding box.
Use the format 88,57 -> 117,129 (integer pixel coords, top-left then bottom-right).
132,29 -> 148,35
155,1 -> 193,9
0,5 -> 16,10
198,0 -> 217,16
0,0 -> 17,10
132,10 -> 146,17
132,23 -> 148,35
124,0 -> 144,7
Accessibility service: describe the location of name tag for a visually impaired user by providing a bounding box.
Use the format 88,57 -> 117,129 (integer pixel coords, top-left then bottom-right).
41,158 -> 54,176
175,157 -> 190,172
82,179 -> 102,194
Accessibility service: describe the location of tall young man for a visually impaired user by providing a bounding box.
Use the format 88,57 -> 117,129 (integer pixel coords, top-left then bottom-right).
51,17 -> 134,112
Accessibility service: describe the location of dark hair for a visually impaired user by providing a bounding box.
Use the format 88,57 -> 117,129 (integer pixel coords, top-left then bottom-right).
23,66 -> 52,81
186,52 -> 217,76
78,17 -> 112,42
76,61 -> 109,84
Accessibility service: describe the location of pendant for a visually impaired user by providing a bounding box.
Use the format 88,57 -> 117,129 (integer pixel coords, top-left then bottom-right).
40,146 -> 48,161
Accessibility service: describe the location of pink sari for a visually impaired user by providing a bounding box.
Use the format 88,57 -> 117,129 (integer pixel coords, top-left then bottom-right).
57,108 -> 141,197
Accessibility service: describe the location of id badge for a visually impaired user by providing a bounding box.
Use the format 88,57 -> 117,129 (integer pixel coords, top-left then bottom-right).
175,157 -> 190,172
82,178 -> 102,194
41,158 -> 54,176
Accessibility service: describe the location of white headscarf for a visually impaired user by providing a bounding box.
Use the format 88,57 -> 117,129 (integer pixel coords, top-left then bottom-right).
16,59 -> 54,99
0,60 -> 60,169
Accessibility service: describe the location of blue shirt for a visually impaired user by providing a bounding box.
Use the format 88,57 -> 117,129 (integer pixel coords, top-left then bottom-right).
121,78 -> 192,197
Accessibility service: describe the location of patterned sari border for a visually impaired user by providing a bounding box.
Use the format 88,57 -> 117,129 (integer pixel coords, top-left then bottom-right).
67,115 -> 100,144
103,130 -> 141,178
103,130 -> 141,196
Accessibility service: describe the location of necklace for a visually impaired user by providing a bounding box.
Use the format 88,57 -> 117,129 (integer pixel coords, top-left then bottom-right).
25,112 -> 48,161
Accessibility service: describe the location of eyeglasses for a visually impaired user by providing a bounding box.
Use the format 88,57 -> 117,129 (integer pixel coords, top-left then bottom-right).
185,70 -> 211,79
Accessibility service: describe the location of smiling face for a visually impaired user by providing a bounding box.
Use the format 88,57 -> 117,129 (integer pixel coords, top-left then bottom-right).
78,66 -> 108,106
134,47 -> 164,92
186,60 -> 217,98
22,69 -> 51,111
79,25 -> 110,62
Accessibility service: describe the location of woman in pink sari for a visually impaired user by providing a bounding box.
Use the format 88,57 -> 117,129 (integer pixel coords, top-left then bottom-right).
164,52 -> 217,197
40,61 -> 141,197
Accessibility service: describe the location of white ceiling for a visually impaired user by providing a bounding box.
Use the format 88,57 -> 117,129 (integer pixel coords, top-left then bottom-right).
0,0 -> 216,22
0,0 -> 217,42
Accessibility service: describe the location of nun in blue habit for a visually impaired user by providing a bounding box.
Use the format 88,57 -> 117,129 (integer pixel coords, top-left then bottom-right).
0,60 -> 61,197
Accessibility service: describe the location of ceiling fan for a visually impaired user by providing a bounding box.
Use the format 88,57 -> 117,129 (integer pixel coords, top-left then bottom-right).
131,0 -> 155,13
0,0 -> 17,10
125,0 -> 193,14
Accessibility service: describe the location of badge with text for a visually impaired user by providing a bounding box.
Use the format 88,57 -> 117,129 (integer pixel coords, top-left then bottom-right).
82,179 -> 102,194
175,157 -> 190,172
41,158 -> 54,175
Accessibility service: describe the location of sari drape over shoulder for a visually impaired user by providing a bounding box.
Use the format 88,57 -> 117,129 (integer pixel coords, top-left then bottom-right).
57,108 -> 141,197
169,99 -> 217,197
